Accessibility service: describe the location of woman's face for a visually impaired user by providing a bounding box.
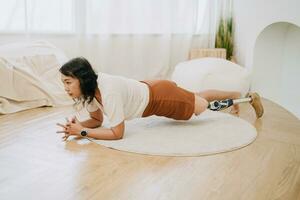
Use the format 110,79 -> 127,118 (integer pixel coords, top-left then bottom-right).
61,74 -> 82,98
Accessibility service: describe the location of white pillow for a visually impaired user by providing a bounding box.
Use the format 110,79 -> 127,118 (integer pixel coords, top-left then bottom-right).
0,41 -> 72,114
171,57 -> 250,96
0,40 -> 68,65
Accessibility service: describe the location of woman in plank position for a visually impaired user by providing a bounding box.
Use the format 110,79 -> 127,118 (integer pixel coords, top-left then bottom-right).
56,57 -> 263,140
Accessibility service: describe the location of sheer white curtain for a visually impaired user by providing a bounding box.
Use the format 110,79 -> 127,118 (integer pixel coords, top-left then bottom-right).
79,0 -> 222,79
86,0 -> 202,34
0,0 -> 73,33
0,0 -> 224,79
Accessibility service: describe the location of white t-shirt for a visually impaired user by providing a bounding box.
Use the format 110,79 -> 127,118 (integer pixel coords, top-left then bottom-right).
86,73 -> 149,127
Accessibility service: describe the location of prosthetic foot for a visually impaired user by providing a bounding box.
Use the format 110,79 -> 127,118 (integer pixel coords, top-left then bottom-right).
207,92 -> 264,118
246,92 -> 264,118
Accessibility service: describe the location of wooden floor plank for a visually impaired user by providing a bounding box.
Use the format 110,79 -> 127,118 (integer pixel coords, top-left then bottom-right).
0,99 -> 299,200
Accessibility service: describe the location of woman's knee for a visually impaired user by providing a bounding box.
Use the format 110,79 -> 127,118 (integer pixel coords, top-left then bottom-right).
194,95 -> 208,115
196,90 -> 214,100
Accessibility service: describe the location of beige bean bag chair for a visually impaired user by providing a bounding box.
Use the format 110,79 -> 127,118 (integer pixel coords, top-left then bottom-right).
171,57 -> 250,96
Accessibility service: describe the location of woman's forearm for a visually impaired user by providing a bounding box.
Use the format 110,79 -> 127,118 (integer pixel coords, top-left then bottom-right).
80,119 -> 102,128
84,127 -> 121,140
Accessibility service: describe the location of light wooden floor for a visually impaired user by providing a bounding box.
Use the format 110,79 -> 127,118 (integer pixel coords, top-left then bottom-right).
0,99 -> 299,200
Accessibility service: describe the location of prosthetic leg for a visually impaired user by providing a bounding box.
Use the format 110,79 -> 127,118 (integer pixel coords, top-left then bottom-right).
207,92 -> 264,118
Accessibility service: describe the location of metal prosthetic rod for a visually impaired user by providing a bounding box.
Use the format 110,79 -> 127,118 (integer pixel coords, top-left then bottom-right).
208,99 -> 233,111
207,97 -> 252,111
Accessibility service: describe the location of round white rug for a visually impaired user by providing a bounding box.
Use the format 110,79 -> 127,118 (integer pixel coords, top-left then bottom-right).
91,110 -> 257,156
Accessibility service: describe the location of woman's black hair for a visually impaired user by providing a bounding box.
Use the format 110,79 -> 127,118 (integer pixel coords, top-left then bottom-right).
59,57 -> 98,105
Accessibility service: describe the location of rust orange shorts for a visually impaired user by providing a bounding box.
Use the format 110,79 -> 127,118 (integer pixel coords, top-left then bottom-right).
141,80 -> 195,120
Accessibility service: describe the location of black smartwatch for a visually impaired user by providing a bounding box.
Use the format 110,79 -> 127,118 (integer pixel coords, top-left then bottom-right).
80,129 -> 88,137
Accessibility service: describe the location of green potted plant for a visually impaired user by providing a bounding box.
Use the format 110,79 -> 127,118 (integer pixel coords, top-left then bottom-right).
215,17 -> 234,61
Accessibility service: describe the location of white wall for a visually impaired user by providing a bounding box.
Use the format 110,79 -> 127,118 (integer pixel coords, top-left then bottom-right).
281,25 -> 300,117
251,22 -> 300,118
233,0 -> 300,118
233,0 -> 300,69
251,23 -> 287,102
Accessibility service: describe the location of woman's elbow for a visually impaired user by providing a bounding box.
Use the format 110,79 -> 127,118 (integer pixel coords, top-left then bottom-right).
97,121 -> 103,128
114,132 -> 123,140
111,129 -> 124,140
111,121 -> 125,140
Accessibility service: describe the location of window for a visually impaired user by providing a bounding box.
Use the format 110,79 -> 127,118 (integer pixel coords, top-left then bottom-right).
86,0 -> 208,34
0,0 -> 211,34
0,0 -> 74,33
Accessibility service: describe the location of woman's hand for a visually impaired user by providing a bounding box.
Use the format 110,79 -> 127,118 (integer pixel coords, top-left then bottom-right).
56,116 -> 83,141
66,117 -> 83,136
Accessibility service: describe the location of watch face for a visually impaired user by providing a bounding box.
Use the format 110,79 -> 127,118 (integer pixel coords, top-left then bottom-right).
80,130 -> 88,137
